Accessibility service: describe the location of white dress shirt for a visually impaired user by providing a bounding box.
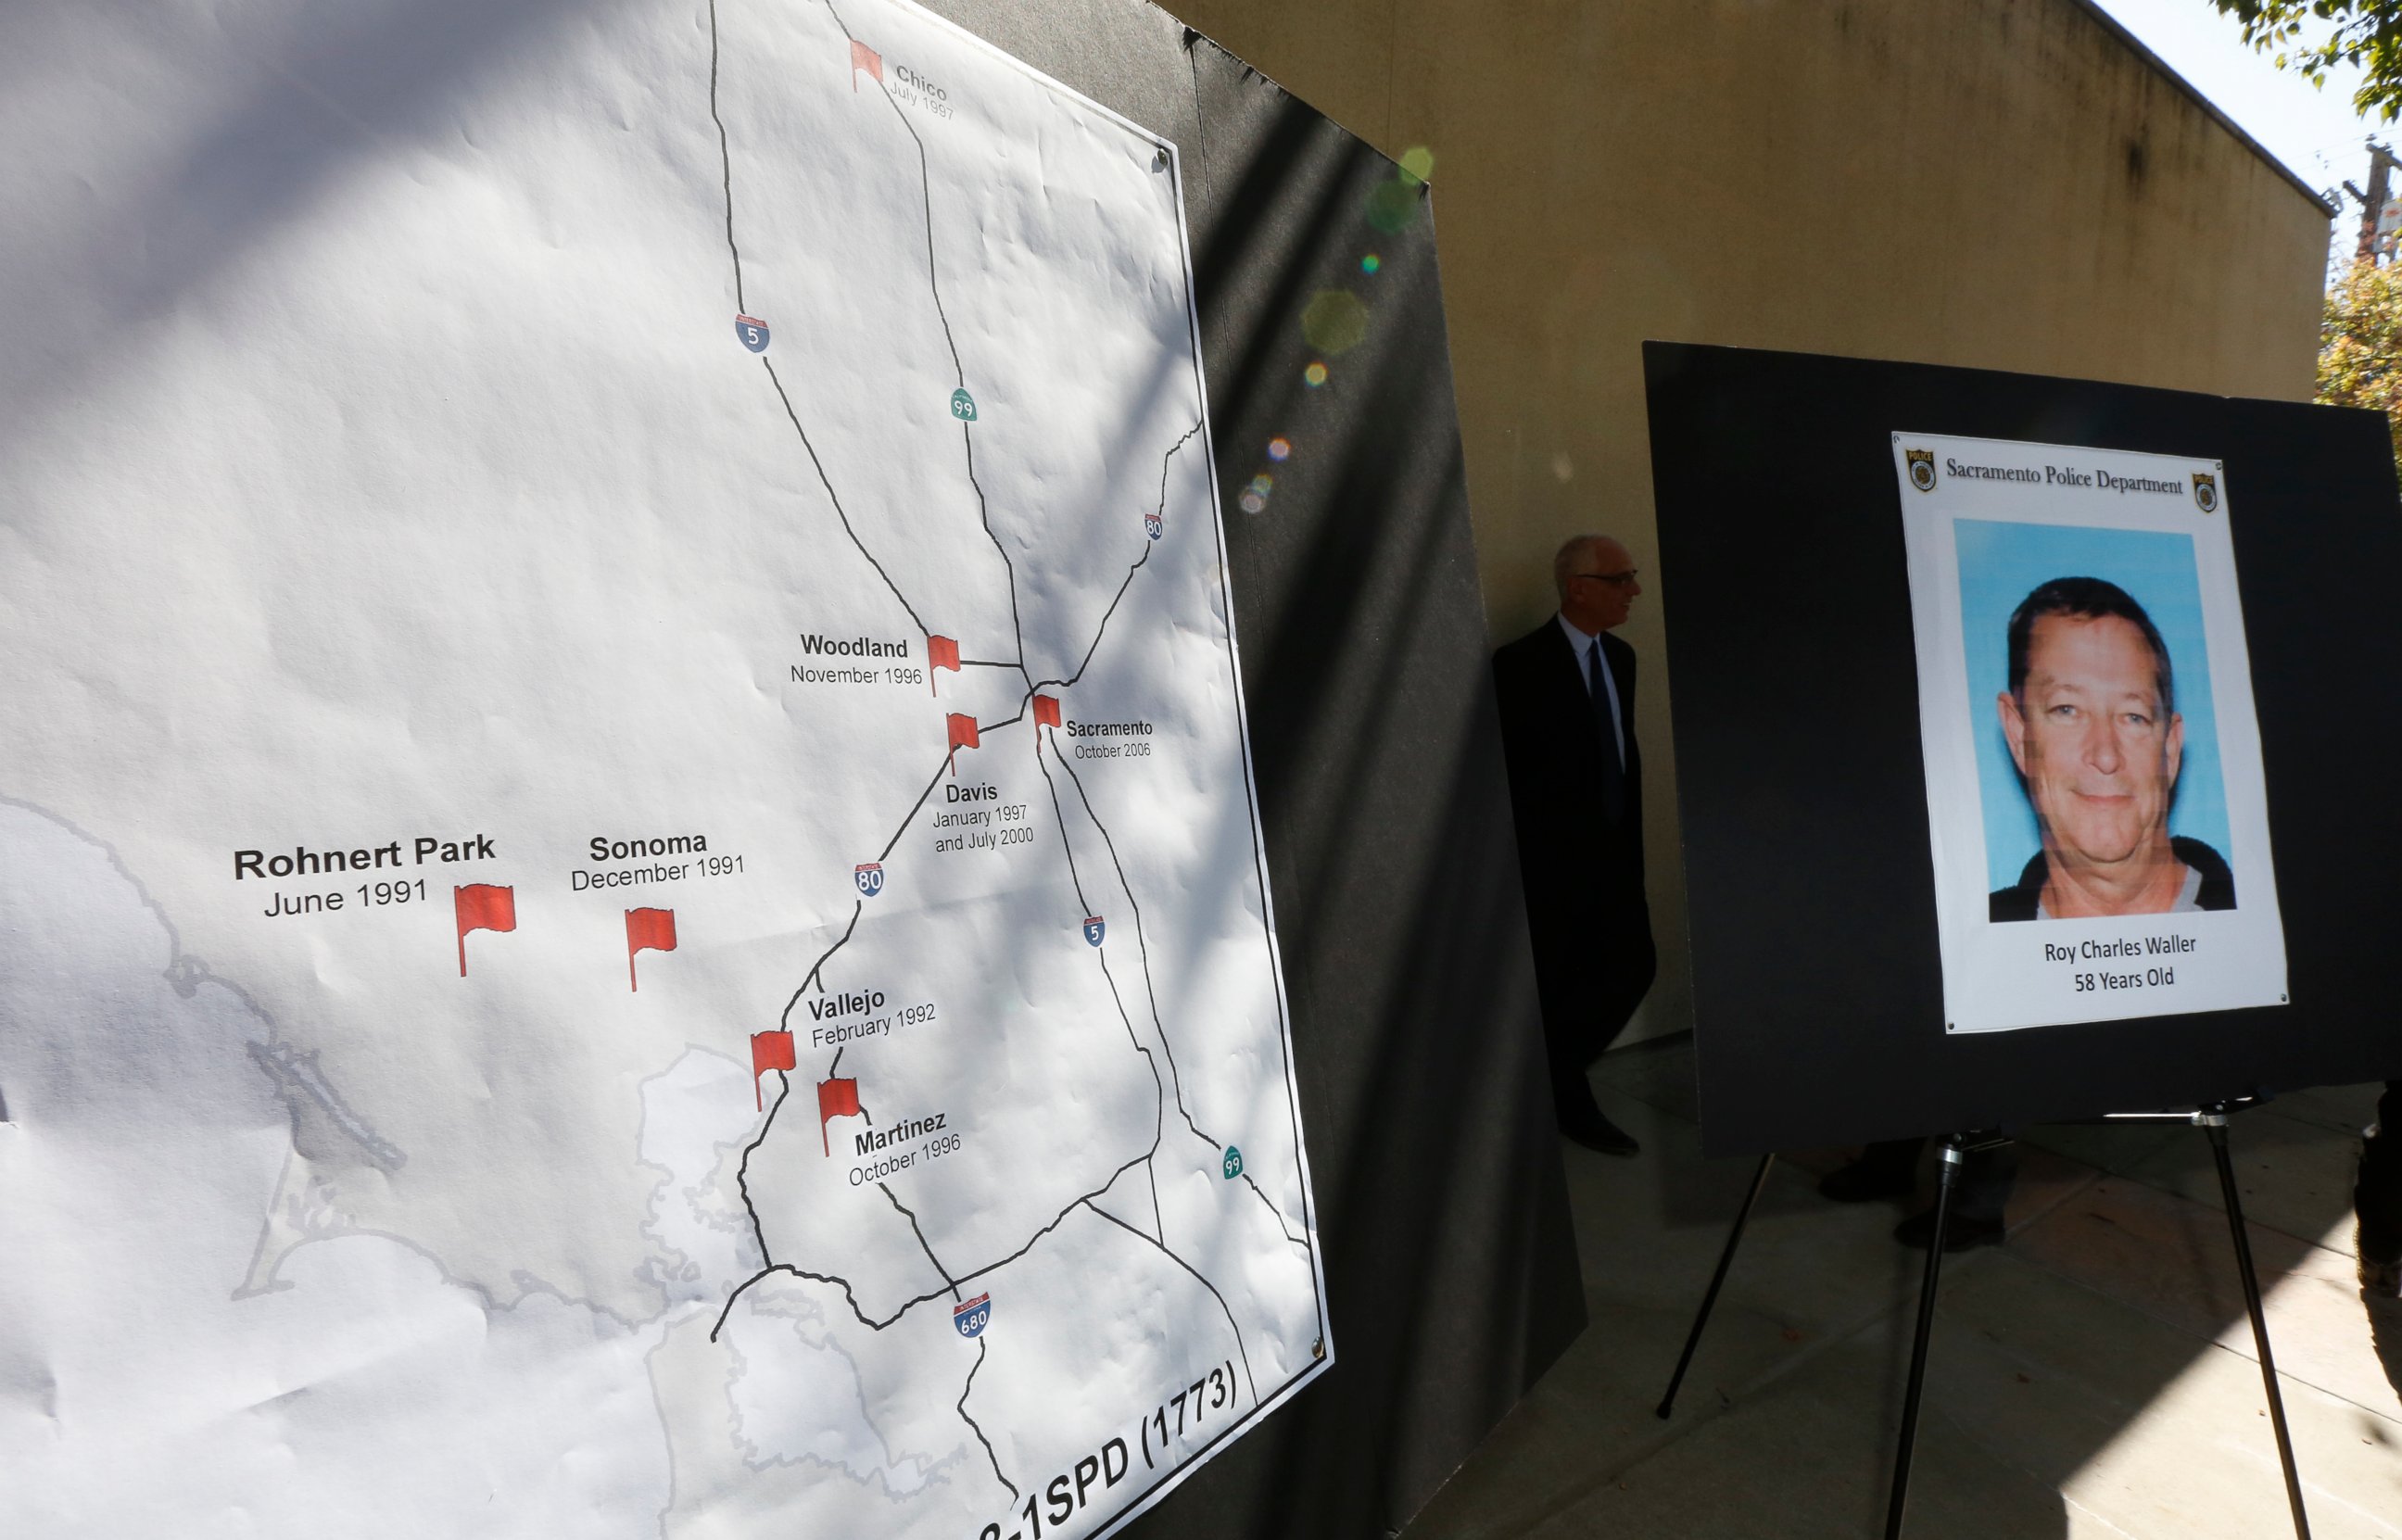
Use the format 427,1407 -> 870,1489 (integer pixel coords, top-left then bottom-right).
1556,612 -> 1625,769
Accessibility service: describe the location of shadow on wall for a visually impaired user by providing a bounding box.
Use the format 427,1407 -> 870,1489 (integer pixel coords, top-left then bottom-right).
1123,49 -> 1591,1540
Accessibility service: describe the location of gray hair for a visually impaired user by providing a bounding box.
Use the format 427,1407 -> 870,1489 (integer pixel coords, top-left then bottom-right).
1552,534 -> 1617,600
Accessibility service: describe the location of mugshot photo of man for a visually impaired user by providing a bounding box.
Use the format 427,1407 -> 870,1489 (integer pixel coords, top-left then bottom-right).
1989,575 -> 2236,922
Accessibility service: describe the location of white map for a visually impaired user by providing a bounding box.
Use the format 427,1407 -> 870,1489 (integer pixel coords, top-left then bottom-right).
0,1 -> 1329,1535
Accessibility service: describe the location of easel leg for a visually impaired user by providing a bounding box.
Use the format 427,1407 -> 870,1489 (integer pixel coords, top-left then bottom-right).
2205,1115 -> 2313,1539
1884,1135 -> 1961,1540
1656,1152 -> 1776,1419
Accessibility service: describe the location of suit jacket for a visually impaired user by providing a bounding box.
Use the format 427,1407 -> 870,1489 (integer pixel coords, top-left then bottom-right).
1491,619 -> 1648,928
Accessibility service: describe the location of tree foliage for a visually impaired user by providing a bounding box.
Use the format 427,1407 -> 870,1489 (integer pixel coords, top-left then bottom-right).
2320,259 -> 2402,473
2211,0 -> 2402,120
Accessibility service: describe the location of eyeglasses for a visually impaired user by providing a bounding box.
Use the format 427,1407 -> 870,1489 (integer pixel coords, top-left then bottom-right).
1569,570 -> 1638,587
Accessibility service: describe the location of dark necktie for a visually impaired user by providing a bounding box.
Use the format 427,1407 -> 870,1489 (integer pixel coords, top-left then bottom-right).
1588,640 -> 1626,825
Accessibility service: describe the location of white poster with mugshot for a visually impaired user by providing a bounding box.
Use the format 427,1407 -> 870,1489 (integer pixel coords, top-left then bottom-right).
1894,432 -> 2288,1034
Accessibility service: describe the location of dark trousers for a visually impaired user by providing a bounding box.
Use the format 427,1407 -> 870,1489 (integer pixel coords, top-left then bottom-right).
2358,1081 -> 2402,1265
1852,1136 -> 2018,1224
1533,916 -> 1655,1118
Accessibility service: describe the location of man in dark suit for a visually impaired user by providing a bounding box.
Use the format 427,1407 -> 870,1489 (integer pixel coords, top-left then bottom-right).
1491,535 -> 1655,1155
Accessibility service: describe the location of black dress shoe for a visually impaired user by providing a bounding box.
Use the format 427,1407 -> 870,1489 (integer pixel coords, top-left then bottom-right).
1893,1209 -> 2004,1252
1818,1157 -> 1917,1204
1561,1106 -> 1640,1156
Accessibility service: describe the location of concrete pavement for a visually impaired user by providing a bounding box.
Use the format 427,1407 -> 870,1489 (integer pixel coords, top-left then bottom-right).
1403,1035 -> 2402,1539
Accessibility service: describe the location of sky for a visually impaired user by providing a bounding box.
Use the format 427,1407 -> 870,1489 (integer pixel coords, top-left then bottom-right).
2092,0 -> 2387,273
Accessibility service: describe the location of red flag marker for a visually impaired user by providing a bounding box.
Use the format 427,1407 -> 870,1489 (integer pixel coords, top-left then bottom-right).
928,635 -> 960,695
945,713 -> 980,775
818,1077 -> 863,1155
751,1030 -> 796,1111
851,39 -> 882,90
626,907 -> 676,991
454,884 -> 516,977
1033,694 -> 1062,729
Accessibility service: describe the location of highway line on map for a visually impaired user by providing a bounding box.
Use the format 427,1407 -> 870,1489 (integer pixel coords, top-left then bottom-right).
880,1180 -> 963,1302
830,0 -> 1033,680
761,358 -> 932,637
710,0 -> 942,646
1082,1198 -> 1256,1405
960,426 -> 1031,686
959,1339 -> 1018,1501
1034,725 -> 1271,1384
1034,727 -> 1172,1225
858,1151 -> 1157,1329
1155,423 -> 1203,512
705,0 -> 749,312
733,1070 -> 794,1263
781,903 -> 864,1031
1053,732 -> 1311,1254
878,752 -> 957,866
783,729 -> 1005,1032
719,1130 -> 1166,1340
1025,426 -> 1197,701
717,1067 -> 885,1337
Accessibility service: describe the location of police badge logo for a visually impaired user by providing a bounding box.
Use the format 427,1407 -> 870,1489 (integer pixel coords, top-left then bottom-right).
2193,471 -> 2219,514
1905,448 -> 1937,493
854,863 -> 885,897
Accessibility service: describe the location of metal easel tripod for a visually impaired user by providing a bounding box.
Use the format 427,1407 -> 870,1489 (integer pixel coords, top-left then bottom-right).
1650,1102 -> 2310,1539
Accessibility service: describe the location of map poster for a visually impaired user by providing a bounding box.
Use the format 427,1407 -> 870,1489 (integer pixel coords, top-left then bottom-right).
1892,433 -> 2288,1035
0,1 -> 1331,1536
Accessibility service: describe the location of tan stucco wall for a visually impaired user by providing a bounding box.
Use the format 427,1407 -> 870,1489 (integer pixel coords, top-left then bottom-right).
1166,0 -> 2331,1041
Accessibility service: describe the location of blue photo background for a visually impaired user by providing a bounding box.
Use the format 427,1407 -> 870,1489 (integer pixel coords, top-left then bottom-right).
1954,519 -> 2230,891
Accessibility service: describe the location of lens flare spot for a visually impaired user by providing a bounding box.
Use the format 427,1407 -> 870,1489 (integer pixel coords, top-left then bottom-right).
1300,289 -> 1371,355
1360,254 -> 1381,274
1249,474 -> 1273,497
1303,361 -> 1329,387
1267,436 -> 1291,461
1398,145 -> 1435,184
1239,491 -> 1266,514
1366,178 -> 1419,234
